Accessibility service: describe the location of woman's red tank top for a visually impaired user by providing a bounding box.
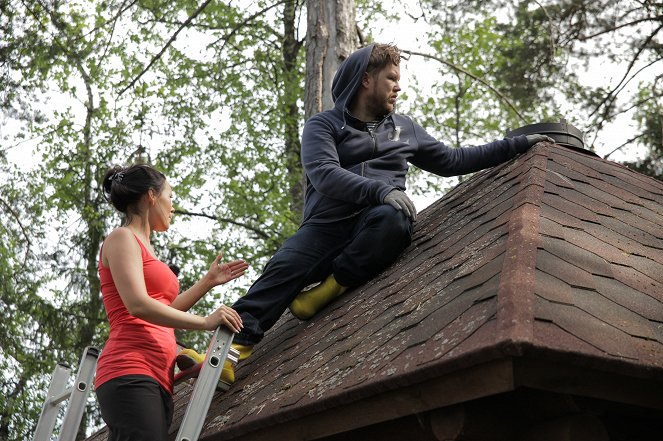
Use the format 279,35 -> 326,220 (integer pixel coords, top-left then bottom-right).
95,234 -> 180,394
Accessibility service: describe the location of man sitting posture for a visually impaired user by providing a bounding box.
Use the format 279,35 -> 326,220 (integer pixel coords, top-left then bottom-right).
178,43 -> 552,385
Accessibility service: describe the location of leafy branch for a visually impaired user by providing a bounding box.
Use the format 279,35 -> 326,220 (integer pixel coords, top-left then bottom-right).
0,195 -> 31,266
174,209 -> 275,241
402,49 -> 528,123
117,0 -> 215,97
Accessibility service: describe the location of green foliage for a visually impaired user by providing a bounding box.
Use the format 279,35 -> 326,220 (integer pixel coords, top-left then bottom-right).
0,160 -> 78,439
391,0 -> 662,181
625,82 -> 663,179
1,0 -> 661,439
493,2 -> 567,108
1,0 -> 306,438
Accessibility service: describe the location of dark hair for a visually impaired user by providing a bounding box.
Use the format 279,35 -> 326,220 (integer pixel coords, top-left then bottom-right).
102,164 -> 167,221
366,43 -> 401,76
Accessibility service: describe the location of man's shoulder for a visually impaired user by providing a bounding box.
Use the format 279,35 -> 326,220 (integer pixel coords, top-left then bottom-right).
391,113 -> 414,124
308,108 -> 342,123
304,109 -> 338,128
302,109 -> 344,146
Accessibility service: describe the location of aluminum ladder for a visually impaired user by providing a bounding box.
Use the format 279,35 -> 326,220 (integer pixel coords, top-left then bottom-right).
175,325 -> 239,441
33,346 -> 100,441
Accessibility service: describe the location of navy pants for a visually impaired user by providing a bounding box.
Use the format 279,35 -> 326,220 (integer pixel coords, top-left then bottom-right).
232,205 -> 412,345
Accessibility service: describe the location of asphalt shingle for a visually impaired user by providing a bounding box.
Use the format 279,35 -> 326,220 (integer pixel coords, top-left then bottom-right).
192,144 -> 663,440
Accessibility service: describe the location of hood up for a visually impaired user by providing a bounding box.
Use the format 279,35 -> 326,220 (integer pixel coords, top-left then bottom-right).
331,44 -> 375,112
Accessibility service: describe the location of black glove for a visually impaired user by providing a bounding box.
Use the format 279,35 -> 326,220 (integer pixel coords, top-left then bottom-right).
383,189 -> 417,221
526,134 -> 555,147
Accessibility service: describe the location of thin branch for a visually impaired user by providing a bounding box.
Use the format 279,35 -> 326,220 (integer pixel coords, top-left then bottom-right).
356,24 -> 365,46
174,209 -> 272,240
117,0 -> 215,97
578,15 -> 663,41
532,0 -> 557,57
83,0 -> 139,39
217,0 -> 288,52
95,0 -> 140,69
603,132 -> 647,159
611,55 -> 661,101
402,49 -> 528,123
602,89 -> 663,121
589,56 -> 663,136
0,196 -> 31,266
588,23 -> 663,119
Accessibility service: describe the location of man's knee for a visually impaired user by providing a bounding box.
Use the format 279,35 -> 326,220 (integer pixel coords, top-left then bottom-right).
370,205 -> 412,242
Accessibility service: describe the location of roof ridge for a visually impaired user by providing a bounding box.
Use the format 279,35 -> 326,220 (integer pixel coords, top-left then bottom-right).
495,147 -> 549,348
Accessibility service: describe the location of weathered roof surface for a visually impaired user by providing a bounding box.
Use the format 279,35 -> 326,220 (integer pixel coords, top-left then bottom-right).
165,143 -> 662,441
86,143 -> 663,441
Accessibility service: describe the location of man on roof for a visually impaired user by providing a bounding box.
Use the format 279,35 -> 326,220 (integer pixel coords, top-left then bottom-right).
178,43 -> 552,385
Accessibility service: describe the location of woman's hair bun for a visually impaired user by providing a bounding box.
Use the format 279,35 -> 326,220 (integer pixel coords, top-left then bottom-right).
102,163 -> 165,214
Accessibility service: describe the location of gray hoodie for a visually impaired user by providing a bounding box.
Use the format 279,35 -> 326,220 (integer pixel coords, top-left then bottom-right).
300,43 -> 529,225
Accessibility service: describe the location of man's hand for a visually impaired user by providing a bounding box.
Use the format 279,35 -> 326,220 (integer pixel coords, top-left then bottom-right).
526,134 -> 555,147
383,189 -> 417,221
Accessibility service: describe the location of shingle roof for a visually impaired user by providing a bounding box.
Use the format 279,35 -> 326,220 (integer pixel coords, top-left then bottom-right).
87,143 -> 663,441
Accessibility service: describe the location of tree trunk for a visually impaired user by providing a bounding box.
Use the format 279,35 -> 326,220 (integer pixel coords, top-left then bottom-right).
305,0 -> 358,120
74,58 -> 104,441
282,0 -> 305,218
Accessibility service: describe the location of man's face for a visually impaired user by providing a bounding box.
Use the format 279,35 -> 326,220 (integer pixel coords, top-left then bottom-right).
365,63 -> 401,118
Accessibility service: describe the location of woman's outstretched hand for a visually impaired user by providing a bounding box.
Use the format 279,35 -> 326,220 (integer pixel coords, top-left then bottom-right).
206,253 -> 249,286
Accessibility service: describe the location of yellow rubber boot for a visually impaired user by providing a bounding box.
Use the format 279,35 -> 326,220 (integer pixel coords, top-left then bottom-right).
289,274 -> 347,320
176,348 -> 205,371
219,343 -> 253,389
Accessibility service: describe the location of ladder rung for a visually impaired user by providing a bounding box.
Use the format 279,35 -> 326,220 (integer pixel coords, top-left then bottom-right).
226,347 -> 240,364
49,387 -> 74,406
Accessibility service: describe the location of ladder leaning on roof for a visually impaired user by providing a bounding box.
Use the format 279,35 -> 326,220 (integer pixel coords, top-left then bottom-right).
32,327 -> 236,441
33,346 -> 100,441
175,325 -> 239,441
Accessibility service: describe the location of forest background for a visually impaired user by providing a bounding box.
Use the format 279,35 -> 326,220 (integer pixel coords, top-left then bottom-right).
1,0 -> 661,439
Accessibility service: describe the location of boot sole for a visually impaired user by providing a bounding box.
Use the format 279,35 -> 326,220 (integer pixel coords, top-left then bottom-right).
175,363 -> 233,391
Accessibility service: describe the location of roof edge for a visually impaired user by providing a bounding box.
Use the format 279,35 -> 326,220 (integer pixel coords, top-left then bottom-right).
208,341 -> 663,441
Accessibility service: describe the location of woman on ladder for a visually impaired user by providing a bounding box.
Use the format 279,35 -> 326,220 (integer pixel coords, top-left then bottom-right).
96,163 -> 247,441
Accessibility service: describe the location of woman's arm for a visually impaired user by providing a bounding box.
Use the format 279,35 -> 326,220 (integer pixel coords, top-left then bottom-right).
103,228 -> 242,332
170,255 -> 248,312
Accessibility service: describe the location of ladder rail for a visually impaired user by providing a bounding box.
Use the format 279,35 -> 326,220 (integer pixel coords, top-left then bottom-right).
34,329 -> 235,441
33,363 -> 71,441
58,347 -> 100,441
175,326 -> 235,441
32,347 -> 99,441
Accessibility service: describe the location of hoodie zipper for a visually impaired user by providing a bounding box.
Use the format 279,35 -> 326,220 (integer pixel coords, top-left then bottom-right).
364,124 -> 378,177
359,115 -> 392,177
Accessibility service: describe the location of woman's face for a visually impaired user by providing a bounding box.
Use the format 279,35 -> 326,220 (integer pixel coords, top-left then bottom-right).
149,180 -> 174,232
